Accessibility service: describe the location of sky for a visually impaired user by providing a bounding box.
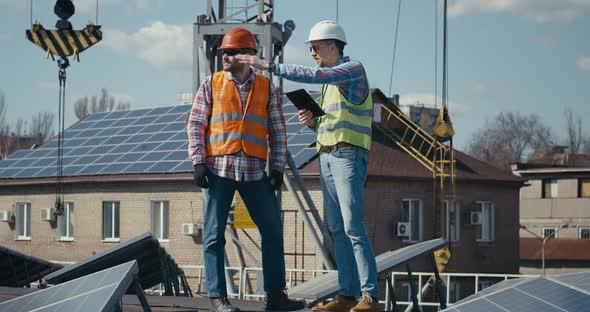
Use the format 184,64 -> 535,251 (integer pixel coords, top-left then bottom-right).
1,0 -> 589,150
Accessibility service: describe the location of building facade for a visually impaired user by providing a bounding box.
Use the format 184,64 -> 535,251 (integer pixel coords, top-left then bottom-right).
513,164 -> 590,274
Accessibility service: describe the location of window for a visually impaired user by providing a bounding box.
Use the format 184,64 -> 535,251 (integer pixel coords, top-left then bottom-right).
448,279 -> 461,304
401,199 -> 422,242
475,201 -> 495,242
16,203 -> 31,239
444,200 -> 460,242
579,227 -> 590,239
57,202 -> 75,240
542,179 -> 558,198
543,227 -> 557,239
580,179 -> 590,198
151,201 -> 169,241
102,201 -> 120,241
478,280 -> 495,292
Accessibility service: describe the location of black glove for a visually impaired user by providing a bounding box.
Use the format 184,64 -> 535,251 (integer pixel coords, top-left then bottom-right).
193,164 -> 211,189
269,170 -> 284,191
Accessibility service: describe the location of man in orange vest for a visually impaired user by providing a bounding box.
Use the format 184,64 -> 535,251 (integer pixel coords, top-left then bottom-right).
187,28 -> 304,312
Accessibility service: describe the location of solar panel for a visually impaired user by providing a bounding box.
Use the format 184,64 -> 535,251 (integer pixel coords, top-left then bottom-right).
553,272 -> 590,293
443,273 -> 590,312
0,92 -> 321,178
288,238 -> 446,302
43,232 -> 189,296
0,246 -> 63,287
0,260 -> 148,312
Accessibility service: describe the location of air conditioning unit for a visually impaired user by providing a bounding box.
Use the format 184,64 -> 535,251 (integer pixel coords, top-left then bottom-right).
393,222 -> 411,237
467,211 -> 482,225
41,208 -> 56,222
182,223 -> 202,236
0,210 -> 11,222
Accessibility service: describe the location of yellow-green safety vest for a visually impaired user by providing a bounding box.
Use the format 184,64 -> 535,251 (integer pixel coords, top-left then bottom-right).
316,82 -> 373,151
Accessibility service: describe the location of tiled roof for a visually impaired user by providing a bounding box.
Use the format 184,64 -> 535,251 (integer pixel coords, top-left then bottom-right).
300,138 -> 523,183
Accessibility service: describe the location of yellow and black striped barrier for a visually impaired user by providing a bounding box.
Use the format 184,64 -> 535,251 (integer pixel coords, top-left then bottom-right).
25,23 -> 102,60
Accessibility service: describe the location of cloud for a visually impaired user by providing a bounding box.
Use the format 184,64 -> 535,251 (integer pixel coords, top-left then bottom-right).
74,0 -> 157,13
399,93 -> 471,115
577,56 -> 590,72
102,21 -> 192,72
448,0 -> 590,24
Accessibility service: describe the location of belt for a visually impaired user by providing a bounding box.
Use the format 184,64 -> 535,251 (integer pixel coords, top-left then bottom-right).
318,142 -> 355,153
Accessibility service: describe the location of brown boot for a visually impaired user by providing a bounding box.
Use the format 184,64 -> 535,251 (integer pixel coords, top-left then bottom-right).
350,294 -> 379,312
312,295 -> 358,312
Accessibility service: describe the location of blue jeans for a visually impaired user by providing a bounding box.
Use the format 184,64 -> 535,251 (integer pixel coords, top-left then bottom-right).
202,174 -> 286,297
320,146 -> 379,297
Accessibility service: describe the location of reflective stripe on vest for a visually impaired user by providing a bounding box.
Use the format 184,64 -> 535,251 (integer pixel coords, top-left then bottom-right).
207,71 -> 270,160
316,82 -> 373,151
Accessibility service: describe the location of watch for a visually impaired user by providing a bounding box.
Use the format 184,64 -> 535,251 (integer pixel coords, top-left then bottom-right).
267,62 -> 276,73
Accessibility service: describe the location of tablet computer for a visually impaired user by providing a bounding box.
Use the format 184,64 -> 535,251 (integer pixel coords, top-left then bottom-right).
285,89 -> 325,117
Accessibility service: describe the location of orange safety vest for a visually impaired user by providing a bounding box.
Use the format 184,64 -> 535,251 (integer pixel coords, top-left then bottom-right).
206,71 -> 270,160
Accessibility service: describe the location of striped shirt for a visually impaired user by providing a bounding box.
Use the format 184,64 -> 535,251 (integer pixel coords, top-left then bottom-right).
187,70 -> 287,182
274,56 -> 369,105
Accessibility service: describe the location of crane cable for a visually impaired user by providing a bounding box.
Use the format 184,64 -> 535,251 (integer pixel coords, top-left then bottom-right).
434,0 -> 438,109
55,57 -> 69,216
27,0 -> 102,216
388,0 -> 402,97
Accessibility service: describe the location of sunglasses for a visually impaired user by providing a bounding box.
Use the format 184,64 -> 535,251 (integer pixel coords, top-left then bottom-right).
222,49 -> 251,56
308,44 -> 323,53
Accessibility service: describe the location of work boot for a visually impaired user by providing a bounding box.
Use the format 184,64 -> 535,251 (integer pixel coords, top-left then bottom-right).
312,294 -> 358,312
350,294 -> 379,312
264,288 -> 305,311
210,296 -> 240,312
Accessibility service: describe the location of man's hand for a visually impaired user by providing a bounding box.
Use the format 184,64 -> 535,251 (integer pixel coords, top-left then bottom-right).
234,54 -> 269,71
193,164 -> 211,189
298,109 -> 315,127
269,170 -> 284,191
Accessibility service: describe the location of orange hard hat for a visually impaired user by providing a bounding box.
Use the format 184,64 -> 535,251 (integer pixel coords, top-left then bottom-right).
219,28 -> 257,52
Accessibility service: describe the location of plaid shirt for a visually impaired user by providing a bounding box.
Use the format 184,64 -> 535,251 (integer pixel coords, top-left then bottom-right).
187,70 -> 287,182
274,56 -> 369,105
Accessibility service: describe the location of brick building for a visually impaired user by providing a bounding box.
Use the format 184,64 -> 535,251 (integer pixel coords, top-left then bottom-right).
0,102 -> 523,294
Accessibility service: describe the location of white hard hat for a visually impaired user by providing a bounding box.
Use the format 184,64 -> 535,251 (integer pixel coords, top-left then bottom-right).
305,20 -> 347,44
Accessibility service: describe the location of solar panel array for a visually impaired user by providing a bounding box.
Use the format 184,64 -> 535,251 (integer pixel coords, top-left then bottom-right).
0,95 -> 319,179
282,92 -> 321,168
0,246 -> 63,287
443,272 -> 590,312
0,260 -> 141,312
45,232 -> 189,296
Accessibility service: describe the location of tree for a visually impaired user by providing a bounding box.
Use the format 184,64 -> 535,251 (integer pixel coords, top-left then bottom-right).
0,92 -> 9,159
583,137 -> 590,154
564,107 -> 582,154
74,96 -> 89,120
74,88 -> 131,120
30,112 -> 55,144
0,92 -> 7,135
465,112 -> 553,170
